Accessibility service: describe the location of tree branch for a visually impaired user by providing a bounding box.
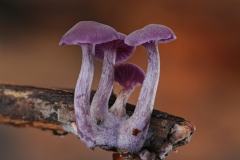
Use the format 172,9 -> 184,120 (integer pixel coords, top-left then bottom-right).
0,83 -> 195,160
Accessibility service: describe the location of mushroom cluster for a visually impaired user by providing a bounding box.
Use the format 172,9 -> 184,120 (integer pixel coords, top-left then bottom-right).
59,21 -> 194,159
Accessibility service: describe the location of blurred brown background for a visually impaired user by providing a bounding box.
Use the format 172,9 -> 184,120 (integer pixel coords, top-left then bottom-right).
0,0 -> 240,160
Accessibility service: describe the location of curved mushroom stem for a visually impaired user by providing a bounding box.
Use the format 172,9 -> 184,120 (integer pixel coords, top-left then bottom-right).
109,88 -> 133,118
118,41 -> 160,153
90,50 -> 116,125
74,43 -> 95,148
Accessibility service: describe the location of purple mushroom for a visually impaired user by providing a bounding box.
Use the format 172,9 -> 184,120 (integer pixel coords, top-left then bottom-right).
60,22 -> 181,158
90,33 -> 135,125
59,21 -> 119,148
118,24 -> 176,152
109,63 -> 145,119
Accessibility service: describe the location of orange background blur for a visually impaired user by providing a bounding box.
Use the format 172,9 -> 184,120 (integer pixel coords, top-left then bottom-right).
1,1 -> 240,160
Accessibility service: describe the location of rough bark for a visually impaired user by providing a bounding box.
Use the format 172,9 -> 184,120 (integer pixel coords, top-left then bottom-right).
0,84 -> 194,160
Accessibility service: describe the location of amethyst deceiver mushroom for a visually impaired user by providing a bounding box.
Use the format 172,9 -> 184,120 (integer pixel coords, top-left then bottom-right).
90,33 -> 135,125
109,63 -> 145,119
118,24 -> 176,152
59,21 -> 119,148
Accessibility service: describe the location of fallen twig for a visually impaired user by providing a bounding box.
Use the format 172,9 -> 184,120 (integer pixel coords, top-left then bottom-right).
0,83 -> 195,160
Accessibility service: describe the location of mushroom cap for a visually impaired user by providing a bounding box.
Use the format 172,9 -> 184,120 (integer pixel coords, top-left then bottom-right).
59,21 -> 119,46
125,24 -> 176,46
95,33 -> 136,63
114,63 -> 145,89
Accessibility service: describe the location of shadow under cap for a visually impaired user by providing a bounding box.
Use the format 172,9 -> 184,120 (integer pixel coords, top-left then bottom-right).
95,32 -> 136,63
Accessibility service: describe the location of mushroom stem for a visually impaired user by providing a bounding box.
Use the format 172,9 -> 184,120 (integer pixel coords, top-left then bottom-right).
109,88 -> 133,118
118,41 -> 160,152
90,50 -> 116,123
74,43 -> 95,148
133,42 -> 160,122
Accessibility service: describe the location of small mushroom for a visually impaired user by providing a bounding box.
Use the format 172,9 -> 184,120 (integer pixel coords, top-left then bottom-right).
118,24 -> 176,152
59,21 -> 119,148
109,63 -> 145,119
90,33 -> 135,125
